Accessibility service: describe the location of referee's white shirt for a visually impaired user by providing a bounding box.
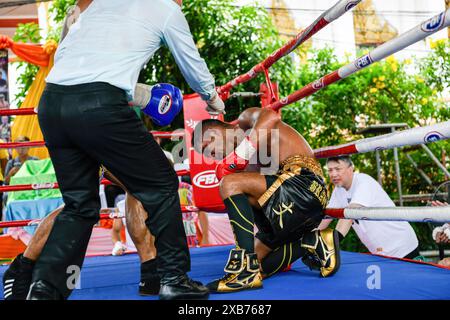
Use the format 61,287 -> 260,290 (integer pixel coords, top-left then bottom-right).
46,0 -> 216,101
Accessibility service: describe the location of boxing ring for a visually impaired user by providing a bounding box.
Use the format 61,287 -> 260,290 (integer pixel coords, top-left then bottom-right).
1,0 -> 450,300
1,245 -> 449,300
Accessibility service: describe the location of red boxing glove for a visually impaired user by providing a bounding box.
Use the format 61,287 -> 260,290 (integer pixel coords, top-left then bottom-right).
215,153 -> 248,181
215,136 -> 257,180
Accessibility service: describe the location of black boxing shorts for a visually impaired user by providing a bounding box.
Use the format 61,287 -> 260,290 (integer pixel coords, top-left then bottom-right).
255,155 -> 328,250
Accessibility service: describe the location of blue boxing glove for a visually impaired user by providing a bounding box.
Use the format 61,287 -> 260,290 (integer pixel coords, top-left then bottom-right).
132,83 -> 183,126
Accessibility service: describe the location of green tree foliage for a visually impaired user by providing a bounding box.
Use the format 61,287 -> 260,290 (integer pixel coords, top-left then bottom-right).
419,39 -> 450,93
12,23 -> 42,106
48,0 -> 77,23
283,43 -> 449,201
11,0 -> 76,106
140,0 -> 295,126
281,41 -> 449,252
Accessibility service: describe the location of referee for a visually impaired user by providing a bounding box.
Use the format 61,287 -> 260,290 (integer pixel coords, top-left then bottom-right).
28,0 -> 224,300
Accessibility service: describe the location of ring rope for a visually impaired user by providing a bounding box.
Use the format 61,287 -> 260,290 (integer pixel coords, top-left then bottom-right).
313,121 -> 450,159
0,205 -> 200,229
325,206 -> 450,224
0,170 -> 190,193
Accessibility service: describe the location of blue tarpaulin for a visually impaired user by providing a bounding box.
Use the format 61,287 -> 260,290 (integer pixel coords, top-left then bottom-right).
2,245 -> 448,300
4,198 -> 64,234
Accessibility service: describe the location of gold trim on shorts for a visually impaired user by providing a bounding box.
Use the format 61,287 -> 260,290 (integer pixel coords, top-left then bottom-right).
279,155 -> 324,178
257,155 -> 324,207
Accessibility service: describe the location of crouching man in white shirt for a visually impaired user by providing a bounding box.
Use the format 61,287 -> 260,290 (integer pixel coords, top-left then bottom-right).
319,156 -> 420,259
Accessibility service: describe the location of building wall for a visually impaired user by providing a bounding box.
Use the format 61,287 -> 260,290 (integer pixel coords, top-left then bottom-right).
368,0 -> 447,60
0,3 -> 38,39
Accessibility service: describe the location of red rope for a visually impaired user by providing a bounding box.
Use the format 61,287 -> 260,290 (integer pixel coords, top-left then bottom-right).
323,208 -> 345,218
0,108 -> 36,116
314,144 -> 359,159
0,171 -> 189,193
0,206 -> 199,228
262,67 -> 277,104
0,141 -> 46,149
0,134 -> 186,149
151,131 -> 185,139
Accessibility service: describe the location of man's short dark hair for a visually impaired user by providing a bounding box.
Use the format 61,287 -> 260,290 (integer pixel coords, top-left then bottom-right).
326,155 -> 354,167
191,119 -> 228,152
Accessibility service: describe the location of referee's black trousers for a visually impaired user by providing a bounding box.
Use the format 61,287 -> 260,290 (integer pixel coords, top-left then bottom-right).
34,82 -> 190,298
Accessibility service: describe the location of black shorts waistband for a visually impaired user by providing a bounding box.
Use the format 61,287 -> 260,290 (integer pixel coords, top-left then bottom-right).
45,82 -> 126,95
279,155 -> 324,178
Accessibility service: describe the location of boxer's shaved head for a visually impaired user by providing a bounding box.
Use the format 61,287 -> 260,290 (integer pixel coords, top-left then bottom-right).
192,119 -> 236,159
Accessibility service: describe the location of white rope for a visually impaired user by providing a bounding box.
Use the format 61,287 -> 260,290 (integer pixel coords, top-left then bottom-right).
340,206 -> 450,223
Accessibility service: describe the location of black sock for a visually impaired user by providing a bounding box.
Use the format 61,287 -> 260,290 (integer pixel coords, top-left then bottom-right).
223,194 -> 255,253
141,258 -> 158,280
337,231 -> 345,242
261,241 -> 305,278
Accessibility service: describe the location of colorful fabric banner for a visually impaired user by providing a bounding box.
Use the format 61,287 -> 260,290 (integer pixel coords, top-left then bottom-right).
8,158 -> 62,203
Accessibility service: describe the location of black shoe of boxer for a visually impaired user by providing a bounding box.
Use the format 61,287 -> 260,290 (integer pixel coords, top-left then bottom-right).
2,254 -> 34,300
159,274 -> 209,300
26,280 -> 64,300
139,259 -> 160,296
